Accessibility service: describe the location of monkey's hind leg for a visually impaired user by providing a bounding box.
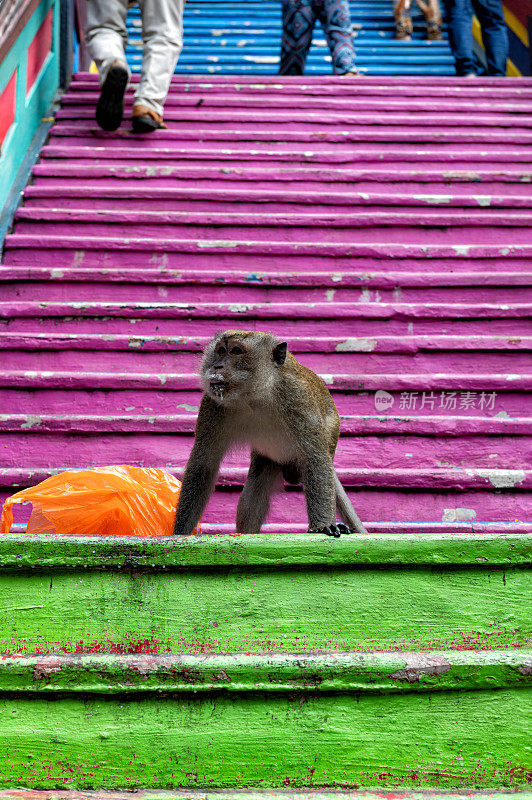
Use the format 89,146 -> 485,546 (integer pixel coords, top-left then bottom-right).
334,471 -> 369,535
236,452 -> 281,534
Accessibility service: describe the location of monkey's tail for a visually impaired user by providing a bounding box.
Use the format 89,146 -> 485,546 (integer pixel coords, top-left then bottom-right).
334,471 -> 369,535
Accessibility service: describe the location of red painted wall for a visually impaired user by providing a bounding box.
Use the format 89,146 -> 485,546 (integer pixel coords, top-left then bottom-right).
0,70 -> 16,148
26,6 -> 52,93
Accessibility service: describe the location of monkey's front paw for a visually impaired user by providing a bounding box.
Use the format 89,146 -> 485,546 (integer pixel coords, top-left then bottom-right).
308,524 -> 351,538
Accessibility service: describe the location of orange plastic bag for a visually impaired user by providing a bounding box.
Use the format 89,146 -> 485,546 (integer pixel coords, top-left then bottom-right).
0,465 -> 201,537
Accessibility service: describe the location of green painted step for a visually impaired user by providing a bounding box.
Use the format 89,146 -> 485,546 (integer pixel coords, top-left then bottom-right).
1,793 -> 531,800
0,533 -> 530,790
0,533 -> 530,654
0,654 -> 530,789
1,651 -> 530,695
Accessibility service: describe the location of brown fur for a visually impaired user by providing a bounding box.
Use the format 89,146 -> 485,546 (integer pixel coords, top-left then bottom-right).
173,330 -> 368,536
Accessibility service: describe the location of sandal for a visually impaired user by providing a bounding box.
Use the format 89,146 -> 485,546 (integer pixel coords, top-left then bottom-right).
132,104 -> 168,133
395,12 -> 413,40
427,20 -> 443,40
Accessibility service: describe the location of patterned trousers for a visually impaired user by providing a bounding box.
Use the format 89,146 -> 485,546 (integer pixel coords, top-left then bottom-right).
279,0 -> 357,75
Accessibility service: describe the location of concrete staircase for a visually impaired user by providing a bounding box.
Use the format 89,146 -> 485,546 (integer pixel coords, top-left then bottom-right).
0,73 -> 531,790
128,0 -> 456,75
2,73 -> 531,531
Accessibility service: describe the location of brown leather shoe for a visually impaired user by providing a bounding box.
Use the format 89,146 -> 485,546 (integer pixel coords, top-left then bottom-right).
132,104 -> 168,133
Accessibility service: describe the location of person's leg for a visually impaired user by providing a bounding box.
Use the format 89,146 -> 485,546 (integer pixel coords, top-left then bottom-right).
86,0 -> 130,130
394,0 -> 414,40
133,0 -> 185,128
471,0 -> 508,75
86,0 -> 130,83
416,0 -> 443,39
318,0 -> 358,74
278,0 -> 316,75
442,0 -> 476,75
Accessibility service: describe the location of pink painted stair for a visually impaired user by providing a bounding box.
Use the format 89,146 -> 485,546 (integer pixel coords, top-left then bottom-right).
1,74 -> 531,533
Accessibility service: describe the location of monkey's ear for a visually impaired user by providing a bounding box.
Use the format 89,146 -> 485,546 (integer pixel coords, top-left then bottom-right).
272,342 -> 287,366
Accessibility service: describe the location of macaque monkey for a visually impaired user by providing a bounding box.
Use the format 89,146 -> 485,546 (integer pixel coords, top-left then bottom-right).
173,330 -> 368,538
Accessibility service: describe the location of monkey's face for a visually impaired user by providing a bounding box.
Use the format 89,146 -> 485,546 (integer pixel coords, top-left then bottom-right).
200,331 -> 286,407
201,334 -> 254,405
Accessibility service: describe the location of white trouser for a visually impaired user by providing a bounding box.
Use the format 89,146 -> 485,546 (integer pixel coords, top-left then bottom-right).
86,0 -> 184,116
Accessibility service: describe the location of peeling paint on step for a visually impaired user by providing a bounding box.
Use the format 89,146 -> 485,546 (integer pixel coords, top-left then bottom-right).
176,403 -> 199,413
198,240 -> 238,248
413,195 -> 452,205
32,661 -> 62,682
442,508 -> 477,522
336,338 -> 377,352
389,655 -> 451,683
149,253 -> 168,269
21,415 -> 43,430
326,289 -> 336,302
466,468 -> 527,489
473,196 -> 492,207
443,171 -> 481,181
227,303 -> 258,312
244,56 -> 278,63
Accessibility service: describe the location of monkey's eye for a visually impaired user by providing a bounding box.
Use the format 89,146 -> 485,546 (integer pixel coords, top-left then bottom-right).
217,346 -> 227,356
230,346 -> 244,355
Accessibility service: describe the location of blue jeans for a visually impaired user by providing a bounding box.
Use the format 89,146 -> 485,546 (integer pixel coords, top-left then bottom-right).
279,0 -> 357,75
443,0 -> 508,75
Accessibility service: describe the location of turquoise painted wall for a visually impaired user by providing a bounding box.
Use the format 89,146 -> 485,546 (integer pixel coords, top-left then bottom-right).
0,0 -> 60,213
